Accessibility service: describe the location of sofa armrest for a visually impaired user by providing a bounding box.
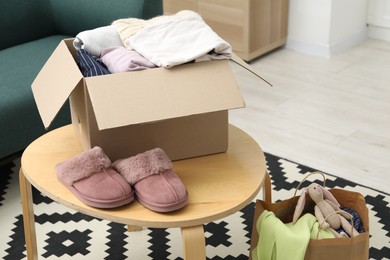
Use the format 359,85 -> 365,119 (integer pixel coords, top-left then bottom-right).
0,0 -> 55,50
142,0 -> 163,19
50,0 -> 162,36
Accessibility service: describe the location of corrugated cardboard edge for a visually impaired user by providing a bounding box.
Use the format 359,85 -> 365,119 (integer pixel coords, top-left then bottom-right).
230,52 -> 273,87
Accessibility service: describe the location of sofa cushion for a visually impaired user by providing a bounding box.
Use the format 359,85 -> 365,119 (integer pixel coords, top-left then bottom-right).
0,35 -> 71,158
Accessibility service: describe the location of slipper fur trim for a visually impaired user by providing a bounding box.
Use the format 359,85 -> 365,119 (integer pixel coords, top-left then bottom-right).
56,146 -> 111,185
112,148 -> 173,186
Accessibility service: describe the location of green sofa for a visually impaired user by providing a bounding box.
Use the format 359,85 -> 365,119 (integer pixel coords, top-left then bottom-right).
0,0 -> 162,159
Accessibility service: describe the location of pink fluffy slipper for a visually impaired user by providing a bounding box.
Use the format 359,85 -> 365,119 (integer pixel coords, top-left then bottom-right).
56,147 -> 134,208
112,148 -> 188,212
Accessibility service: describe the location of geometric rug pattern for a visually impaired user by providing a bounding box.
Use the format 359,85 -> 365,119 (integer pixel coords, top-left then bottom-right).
0,153 -> 389,259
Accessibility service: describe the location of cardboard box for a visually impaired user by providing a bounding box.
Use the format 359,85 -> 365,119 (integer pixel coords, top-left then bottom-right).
32,39 -> 261,161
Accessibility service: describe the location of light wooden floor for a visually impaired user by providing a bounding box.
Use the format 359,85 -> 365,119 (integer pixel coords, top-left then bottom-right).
230,39 -> 390,194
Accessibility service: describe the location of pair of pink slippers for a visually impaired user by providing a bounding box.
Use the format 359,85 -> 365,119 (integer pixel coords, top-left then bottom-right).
55,147 -> 188,212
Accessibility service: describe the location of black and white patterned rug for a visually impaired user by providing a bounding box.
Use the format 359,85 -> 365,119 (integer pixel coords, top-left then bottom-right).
0,153 -> 389,259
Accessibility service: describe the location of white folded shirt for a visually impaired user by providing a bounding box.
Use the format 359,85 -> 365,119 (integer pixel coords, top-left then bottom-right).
128,11 -> 232,68
73,25 -> 124,57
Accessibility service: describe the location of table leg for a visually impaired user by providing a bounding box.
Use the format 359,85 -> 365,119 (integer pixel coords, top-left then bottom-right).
262,170 -> 272,203
19,169 -> 38,260
181,225 -> 206,260
127,225 -> 143,232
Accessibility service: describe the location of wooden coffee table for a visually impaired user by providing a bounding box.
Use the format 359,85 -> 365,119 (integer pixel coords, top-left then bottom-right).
19,124 -> 271,260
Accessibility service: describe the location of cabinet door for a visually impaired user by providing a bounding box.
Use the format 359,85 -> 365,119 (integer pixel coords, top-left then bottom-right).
197,1 -> 248,53
163,0 -> 197,14
368,0 -> 390,28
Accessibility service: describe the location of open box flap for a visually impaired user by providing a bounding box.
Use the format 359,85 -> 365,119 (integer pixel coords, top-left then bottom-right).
31,40 -> 83,129
85,60 -> 245,130
230,53 -> 273,87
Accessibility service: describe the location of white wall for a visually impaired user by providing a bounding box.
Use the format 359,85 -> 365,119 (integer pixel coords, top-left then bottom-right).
286,0 -> 369,57
367,0 -> 390,42
329,0 -> 369,54
286,0 -> 332,56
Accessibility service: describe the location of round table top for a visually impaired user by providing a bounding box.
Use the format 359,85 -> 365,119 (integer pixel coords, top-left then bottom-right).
21,124 -> 266,228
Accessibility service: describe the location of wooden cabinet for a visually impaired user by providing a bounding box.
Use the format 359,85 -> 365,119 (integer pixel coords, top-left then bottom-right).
163,0 -> 289,61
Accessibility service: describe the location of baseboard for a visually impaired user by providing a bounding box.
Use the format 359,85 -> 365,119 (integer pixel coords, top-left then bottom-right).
286,27 -> 368,57
285,39 -> 332,58
329,27 -> 368,56
369,25 -> 390,42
